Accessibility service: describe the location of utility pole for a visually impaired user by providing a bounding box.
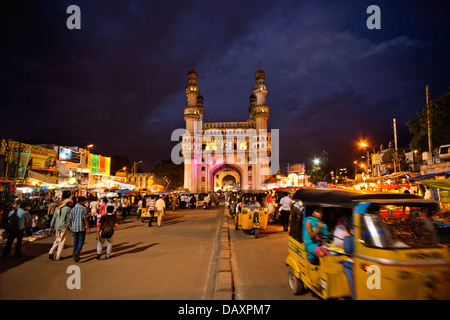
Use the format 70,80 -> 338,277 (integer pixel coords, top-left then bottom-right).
426,85 -> 432,157
393,118 -> 398,172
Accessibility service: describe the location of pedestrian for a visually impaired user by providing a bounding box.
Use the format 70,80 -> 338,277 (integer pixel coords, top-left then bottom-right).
97,197 -> 107,225
2,201 -> 32,259
48,198 -> 73,261
279,192 -> 292,232
69,196 -> 90,262
180,193 -> 186,209
147,196 -> 156,227
106,197 -> 116,215
137,197 -> 144,218
47,198 -> 58,225
172,193 -> 178,211
96,206 -> 118,259
155,196 -> 165,227
204,194 -> 211,209
89,196 -> 99,227
424,186 -> 434,200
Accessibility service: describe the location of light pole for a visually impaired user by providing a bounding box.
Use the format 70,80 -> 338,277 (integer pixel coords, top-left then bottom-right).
116,166 -> 127,175
133,161 -> 142,175
132,161 -> 142,188
359,141 -> 376,177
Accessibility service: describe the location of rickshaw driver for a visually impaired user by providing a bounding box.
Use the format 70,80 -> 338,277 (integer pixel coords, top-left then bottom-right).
303,207 -> 331,262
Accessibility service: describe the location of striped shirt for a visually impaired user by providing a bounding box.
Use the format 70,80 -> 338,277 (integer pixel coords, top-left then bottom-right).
69,203 -> 87,232
147,198 -> 155,210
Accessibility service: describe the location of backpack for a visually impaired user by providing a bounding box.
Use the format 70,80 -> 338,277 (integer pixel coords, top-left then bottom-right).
7,210 -> 20,233
101,226 -> 114,238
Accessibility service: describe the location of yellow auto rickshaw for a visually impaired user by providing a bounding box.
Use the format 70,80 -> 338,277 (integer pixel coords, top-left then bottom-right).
235,192 -> 269,238
286,188 -> 450,300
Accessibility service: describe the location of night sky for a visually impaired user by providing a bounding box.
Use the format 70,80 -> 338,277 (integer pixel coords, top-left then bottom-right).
2,0 -> 449,173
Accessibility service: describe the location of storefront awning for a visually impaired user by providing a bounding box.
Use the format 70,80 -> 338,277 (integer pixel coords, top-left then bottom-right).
421,179 -> 450,191
409,172 -> 447,181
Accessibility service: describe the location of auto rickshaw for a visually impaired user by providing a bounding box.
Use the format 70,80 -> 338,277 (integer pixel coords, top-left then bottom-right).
235,192 -> 269,238
286,188 -> 450,300
197,193 -> 208,207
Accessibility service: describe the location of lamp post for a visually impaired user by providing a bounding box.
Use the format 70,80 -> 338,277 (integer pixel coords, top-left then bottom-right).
133,161 -> 142,175
132,161 -> 142,188
359,141 -> 376,177
116,166 -> 127,175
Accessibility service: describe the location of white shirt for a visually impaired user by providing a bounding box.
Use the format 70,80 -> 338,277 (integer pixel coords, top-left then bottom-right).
279,196 -> 292,211
155,199 -> 165,211
89,201 -> 98,215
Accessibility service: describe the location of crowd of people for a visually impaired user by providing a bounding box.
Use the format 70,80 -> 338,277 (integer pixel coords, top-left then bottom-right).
0,191 -> 223,262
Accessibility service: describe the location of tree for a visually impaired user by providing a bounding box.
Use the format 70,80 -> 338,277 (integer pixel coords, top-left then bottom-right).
307,160 -> 337,185
407,90 -> 450,153
152,159 -> 184,190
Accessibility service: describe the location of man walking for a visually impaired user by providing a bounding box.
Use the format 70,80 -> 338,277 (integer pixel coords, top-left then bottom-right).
155,196 -> 165,227
147,196 -> 156,227
2,201 -> 31,259
48,198 -> 73,261
69,196 -> 90,262
279,192 -> 292,232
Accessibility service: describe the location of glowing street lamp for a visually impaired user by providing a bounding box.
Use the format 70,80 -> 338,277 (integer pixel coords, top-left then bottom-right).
116,166 -> 127,176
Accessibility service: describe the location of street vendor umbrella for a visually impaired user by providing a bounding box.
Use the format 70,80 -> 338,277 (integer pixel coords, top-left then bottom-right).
421,179 -> 450,191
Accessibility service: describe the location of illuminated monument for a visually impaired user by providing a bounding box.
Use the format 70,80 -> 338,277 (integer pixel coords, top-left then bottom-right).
182,65 -> 272,193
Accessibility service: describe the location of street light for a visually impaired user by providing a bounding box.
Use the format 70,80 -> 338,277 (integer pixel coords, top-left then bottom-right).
359,141 -> 377,177
116,166 -> 127,175
133,161 -> 143,175
313,158 -> 320,166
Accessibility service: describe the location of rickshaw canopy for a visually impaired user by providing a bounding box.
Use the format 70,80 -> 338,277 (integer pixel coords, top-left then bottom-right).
292,188 -> 425,209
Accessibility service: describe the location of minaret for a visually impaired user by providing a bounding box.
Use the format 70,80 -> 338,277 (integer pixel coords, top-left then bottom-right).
184,65 -> 204,132
252,64 -> 269,130
183,65 -> 204,192
252,65 -> 270,189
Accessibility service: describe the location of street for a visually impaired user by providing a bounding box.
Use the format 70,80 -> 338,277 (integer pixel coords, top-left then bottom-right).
228,215 -> 316,300
0,203 -> 316,300
1,206 -> 221,299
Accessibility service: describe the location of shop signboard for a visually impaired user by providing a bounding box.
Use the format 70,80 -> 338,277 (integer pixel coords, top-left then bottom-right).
30,149 -> 57,171
8,149 -> 31,179
289,163 -> 305,175
424,161 -> 450,174
89,153 -> 111,176
4,140 -> 57,174
59,147 -> 81,164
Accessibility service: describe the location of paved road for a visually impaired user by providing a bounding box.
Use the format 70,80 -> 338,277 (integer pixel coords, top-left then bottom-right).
227,213 -> 317,300
1,204 -> 317,300
0,206 -> 222,300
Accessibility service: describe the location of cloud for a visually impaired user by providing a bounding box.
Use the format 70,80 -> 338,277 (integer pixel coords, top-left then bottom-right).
1,1 -> 449,172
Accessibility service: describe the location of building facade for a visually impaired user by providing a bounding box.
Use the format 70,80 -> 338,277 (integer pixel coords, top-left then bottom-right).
182,66 -> 272,193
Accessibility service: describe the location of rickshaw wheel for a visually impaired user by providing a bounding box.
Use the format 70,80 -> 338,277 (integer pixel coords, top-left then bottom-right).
288,268 -> 305,295
254,228 -> 259,239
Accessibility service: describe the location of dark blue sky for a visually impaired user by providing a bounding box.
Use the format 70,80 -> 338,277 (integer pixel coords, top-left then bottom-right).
1,0 -> 449,172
